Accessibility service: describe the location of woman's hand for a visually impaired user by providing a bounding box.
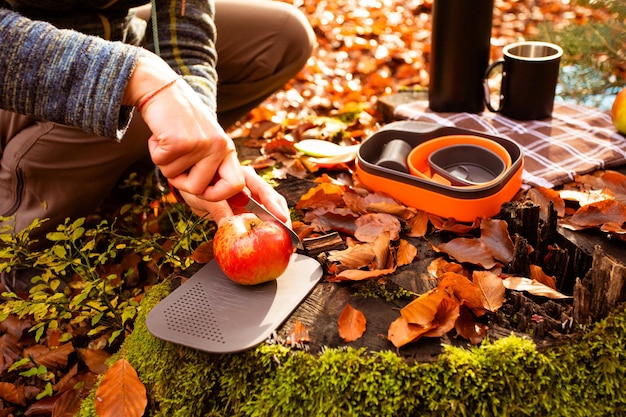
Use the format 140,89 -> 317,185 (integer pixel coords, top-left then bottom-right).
180,166 -> 292,227
125,54 -> 245,202
124,55 -> 290,226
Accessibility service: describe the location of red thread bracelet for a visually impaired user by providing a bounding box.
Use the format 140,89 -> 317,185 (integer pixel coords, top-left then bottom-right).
136,75 -> 182,112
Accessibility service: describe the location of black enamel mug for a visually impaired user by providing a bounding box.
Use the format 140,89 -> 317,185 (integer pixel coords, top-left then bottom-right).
484,41 -> 563,120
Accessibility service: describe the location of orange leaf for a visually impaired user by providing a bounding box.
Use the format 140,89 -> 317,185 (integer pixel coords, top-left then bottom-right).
296,182 -> 345,210
24,342 -> 74,369
286,320 -> 310,344
354,213 -> 401,242
472,270 -> 506,313
331,267 -> 396,282
564,199 -> 626,229
527,186 -> 566,217
429,215 -> 480,234
455,306 -> 488,345
94,358 -> 147,417
404,210 -> 429,237
396,239 -> 417,267
338,304 -> 367,342
79,348 -> 112,375
438,272 -> 486,316
422,296 -> 460,338
327,243 -> 377,271
189,240 -> 214,264
502,277 -> 572,299
436,238 -> 497,269
427,258 -> 468,279
480,218 -> 514,264
387,316 -> 432,348
0,382 -> 26,406
400,288 -> 445,326
529,264 -> 556,289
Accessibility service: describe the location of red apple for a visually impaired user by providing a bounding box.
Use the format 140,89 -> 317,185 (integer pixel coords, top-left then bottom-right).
213,213 -> 293,285
611,87 -> 626,135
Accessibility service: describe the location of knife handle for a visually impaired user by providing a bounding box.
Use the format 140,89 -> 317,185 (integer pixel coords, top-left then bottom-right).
226,190 -> 250,208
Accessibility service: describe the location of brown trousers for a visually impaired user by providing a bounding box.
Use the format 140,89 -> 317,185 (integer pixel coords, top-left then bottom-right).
0,0 -> 315,241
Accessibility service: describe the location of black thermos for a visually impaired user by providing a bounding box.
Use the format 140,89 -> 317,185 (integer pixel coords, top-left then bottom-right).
428,0 -> 494,113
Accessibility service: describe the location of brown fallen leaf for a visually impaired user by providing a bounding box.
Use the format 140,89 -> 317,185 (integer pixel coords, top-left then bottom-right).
79,348 -> 112,375
338,304 -> 367,342
472,270 -> 506,313
439,272 -> 487,317
502,277 -> 572,299
561,199 -> 626,229
94,358 -> 147,417
426,257 -> 468,279
527,186 -> 566,217
286,320 -> 310,344
0,382 -> 26,406
189,240 -> 214,264
400,288 -> 444,327
480,218 -> 515,264
529,264 -> 556,289
24,342 -> 74,369
396,239 -> 418,267
421,296 -> 460,339
455,305 -> 489,345
387,316 -> 433,348
331,267 -> 397,282
354,212 -> 401,242
296,182 -> 346,210
436,237 -> 497,269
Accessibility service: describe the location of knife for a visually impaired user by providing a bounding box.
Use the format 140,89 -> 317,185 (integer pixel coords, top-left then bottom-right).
227,190 -> 304,250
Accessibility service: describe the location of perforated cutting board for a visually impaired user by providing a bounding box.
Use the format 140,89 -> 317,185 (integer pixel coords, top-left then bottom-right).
146,253 -> 322,353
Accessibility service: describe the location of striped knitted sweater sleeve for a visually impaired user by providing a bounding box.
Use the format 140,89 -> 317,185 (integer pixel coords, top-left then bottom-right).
0,0 -> 218,141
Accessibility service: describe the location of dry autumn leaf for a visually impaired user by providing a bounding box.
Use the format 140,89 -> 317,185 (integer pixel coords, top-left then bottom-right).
561,199 -> 626,229
421,296 -> 460,338
338,304 -> 367,342
94,358 -> 147,417
354,212 -> 401,242
387,316 -> 433,348
529,264 -> 557,289
427,257 -> 468,279
455,305 -> 489,345
396,239 -> 418,267
333,267 -> 397,282
439,272 -> 487,317
472,270 -> 506,312
400,288 -> 445,327
24,342 -> 74,369
527,186 -> 566,217
79,348 -> 112,375
436,237 -> 497,269
286,320 -> 310,344
574,170 -> 626,203
296,182 -> 346,210
502,277 -> 572,299
479,218 -> 515,264
0,382 -> 26,406
189,240 -> 214,264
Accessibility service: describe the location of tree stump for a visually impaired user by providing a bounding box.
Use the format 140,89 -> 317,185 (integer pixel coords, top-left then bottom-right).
269,158 -> 626,359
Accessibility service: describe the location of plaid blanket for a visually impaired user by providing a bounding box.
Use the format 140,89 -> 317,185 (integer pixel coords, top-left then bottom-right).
393,99 -> 626,188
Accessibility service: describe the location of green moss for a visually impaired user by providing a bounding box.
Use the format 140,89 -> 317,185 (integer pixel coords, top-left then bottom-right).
351,279 -> 415,301
78,281 -> 626,417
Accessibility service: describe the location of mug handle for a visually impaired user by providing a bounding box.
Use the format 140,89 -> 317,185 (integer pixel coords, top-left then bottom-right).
483,60 -> 504,112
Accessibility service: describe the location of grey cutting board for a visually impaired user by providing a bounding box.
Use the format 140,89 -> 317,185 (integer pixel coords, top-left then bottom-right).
146,253 -> 323,353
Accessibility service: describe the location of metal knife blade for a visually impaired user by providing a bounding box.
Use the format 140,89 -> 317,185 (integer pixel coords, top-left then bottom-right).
228,192 -> 304,250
